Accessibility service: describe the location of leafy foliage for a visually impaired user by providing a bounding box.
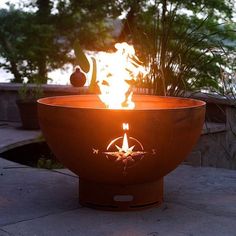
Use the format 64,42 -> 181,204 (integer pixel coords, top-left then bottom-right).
119,0 -> 236,95
18,82 -> 44,101
0,0 -> 235,94
0,6 -> 71,83
0,8 -> 33,82
73,40 -> 90,73
0,0 -> 122,83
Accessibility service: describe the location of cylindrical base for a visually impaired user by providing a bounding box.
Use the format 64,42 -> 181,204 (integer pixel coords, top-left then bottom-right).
79,178 -> 163,211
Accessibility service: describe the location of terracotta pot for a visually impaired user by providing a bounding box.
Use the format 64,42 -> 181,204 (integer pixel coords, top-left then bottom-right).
16,100 -> 40,130
38,95 -> 205,210
70,68 -> 86,87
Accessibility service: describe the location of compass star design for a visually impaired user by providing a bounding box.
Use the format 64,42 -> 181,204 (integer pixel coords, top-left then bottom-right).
104,133 -> 146,165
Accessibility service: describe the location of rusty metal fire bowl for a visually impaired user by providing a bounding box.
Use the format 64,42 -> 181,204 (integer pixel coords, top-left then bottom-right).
38,95 -> 205,211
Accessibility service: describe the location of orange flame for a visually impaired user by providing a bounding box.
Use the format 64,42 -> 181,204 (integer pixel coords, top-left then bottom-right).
97,42 -> 147,109
122,123 -> 129,152
122,133 -> 129,152
122,123 -> 129,130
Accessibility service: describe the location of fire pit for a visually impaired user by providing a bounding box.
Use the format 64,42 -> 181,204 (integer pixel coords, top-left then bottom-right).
38,42 -> 205,210
38,94 -> 205,210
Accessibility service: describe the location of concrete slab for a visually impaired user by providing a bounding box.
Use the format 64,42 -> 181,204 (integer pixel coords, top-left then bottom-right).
0,122 -> 41,153
0,157 -> 236,236
2,203 -> 236,236
0,124 -> 236,235
165,166 -> 236,218
0,158 -> 78,227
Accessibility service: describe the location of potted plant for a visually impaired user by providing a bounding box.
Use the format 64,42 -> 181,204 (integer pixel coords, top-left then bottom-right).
16,82 -> 44,130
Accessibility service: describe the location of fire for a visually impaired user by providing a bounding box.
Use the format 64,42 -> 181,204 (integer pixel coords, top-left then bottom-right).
122,123 -> 129,130
121,123 -> 131,152
121,133 -> 131,153
114,123 -> 134,154
97,42 -> 147,109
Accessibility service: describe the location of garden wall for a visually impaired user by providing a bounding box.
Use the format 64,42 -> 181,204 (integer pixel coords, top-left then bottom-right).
185,93 -> 236,169
0,83 -> 89,122
0,82 -> 236,169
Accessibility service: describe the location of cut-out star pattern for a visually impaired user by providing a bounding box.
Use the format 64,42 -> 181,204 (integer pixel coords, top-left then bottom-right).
104,142 -> 146,165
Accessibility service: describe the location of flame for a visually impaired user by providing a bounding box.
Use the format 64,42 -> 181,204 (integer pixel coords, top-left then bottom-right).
97,42 -> 147,109
122,133 -> 129,152
122,123 -> 129,152
122,123 -> 129,130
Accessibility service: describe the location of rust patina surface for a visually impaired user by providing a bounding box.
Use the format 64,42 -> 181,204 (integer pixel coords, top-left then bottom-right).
38,95 -> 205,210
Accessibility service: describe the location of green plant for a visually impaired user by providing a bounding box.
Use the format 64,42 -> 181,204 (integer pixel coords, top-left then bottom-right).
37,156 -> 64,169
73,40 -> 98,93
30,83 -> 44,100
0,1 -> 121,83
18,83 -> 28,101
119,0 -> 236,96
18,82 -> 44,101
36,133 -> 45,142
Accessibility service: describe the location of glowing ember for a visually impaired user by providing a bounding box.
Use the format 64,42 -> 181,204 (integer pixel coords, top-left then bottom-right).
97,42 -> 147,109
118,123 -> 134,155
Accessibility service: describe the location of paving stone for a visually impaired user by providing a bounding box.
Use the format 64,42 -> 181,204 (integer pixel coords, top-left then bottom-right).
0,158 -> 78,227
0,123 -> 236,235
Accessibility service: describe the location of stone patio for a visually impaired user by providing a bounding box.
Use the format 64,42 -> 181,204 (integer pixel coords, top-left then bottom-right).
0,122 -> 236,236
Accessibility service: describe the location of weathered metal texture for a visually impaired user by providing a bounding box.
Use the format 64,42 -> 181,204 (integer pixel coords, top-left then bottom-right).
79,178 -> 163,211
38,95 -> 205,210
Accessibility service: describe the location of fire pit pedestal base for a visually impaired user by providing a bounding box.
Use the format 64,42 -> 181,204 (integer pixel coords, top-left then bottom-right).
79,178 -> 163,211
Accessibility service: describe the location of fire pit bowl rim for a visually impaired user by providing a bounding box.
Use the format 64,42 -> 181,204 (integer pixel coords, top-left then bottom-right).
37,94 -> 206,111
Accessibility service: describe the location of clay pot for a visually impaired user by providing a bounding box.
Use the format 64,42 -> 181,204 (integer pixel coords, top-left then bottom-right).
70,68 -> 86,87
16,99 -> 40,130
38,95 -> 205,210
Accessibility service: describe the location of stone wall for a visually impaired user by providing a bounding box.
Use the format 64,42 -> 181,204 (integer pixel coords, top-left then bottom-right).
185,93 -> 236,169
1,82 -> 236,169
0,83 -> 89,122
